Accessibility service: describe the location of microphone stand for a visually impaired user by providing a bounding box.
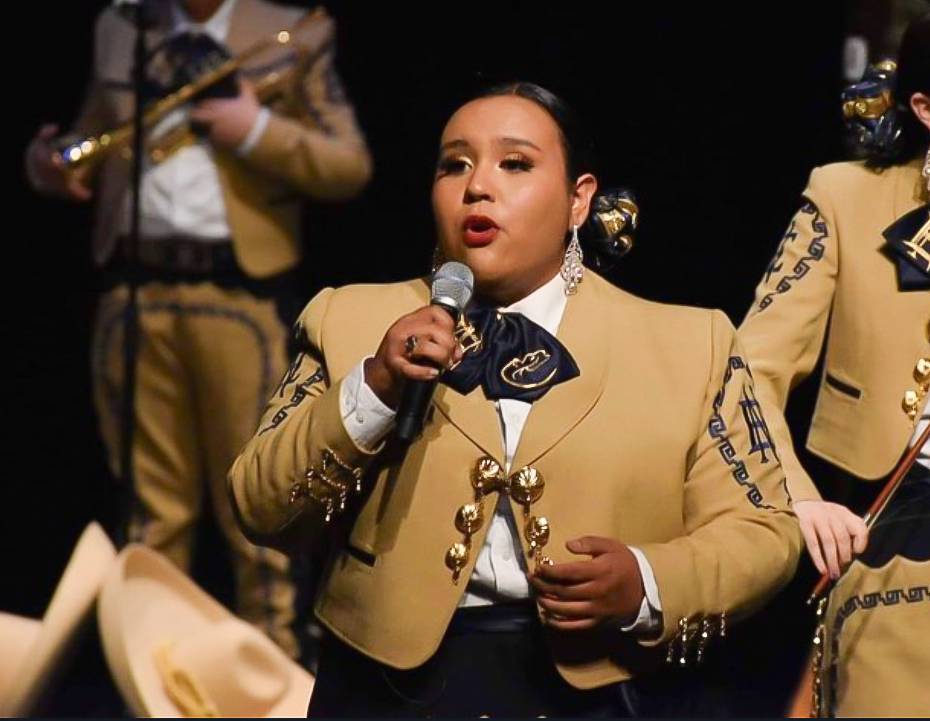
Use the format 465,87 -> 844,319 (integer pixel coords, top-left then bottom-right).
115,1 -> 149,547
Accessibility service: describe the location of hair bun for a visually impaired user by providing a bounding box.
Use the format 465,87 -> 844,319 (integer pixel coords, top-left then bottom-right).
841,59 -> 903,161
582,187 -> 639,272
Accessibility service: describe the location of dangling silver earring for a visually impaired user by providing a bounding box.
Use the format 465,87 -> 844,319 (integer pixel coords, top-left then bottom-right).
922,146 -> 930,194
431,245 -> 444,275
561,224 -> 584,295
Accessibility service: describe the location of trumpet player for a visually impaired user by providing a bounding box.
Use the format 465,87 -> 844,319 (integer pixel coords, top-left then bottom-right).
24,0 -> 372,659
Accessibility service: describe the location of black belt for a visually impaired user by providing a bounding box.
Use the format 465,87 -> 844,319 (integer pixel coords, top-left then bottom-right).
102,236 -> 302,329
447,601 -> 539,634
118,235 -> 238,275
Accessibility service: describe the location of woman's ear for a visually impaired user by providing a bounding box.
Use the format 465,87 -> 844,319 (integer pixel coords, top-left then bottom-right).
570,173 -> 598,228
909,92 -> 930,133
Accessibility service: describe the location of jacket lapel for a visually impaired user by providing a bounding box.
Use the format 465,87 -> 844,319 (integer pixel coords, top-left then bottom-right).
434,274 -> 611,466
510,274 -> 609,469
432,383 -> 505,463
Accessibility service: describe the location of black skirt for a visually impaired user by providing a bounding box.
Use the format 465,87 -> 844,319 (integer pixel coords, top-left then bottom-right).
306,601 -> 724,718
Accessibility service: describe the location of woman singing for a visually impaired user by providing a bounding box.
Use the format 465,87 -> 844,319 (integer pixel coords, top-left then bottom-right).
230,82 -> 802,717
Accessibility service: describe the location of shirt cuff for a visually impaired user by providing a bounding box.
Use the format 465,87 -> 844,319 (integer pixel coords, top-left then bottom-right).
619,546 -> 663,634
236,107 -> 271,157
339,358 -> 396,451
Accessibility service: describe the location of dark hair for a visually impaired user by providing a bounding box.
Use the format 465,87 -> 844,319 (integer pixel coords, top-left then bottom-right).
476,82 -> 598,183
463,82 -> 636,271
871,12 -> 930,167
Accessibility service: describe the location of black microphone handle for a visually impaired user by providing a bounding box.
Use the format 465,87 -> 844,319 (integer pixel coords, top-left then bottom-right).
394,378 -> 438,443
393,300 -> 460,444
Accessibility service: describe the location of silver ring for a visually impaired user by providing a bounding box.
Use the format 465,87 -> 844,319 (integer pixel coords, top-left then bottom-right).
404,334 -> 418,356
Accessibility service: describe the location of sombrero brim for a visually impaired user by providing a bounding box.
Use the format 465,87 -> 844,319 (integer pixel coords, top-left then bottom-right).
0,522 -> 116,716
98,544 -> 313,717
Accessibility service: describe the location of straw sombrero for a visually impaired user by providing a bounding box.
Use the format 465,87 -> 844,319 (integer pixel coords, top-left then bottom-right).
0,522 -> 116,716
98,544 -> 314,717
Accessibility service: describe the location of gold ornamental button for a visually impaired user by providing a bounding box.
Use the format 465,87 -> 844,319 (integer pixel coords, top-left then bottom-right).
903,389 -> 921,418
525,516 -> 551,550
472,456 -> 505,495
510,466 -> 545,506
445,543 -> 469,573
915,357 -> 930,385
454,503 -> 484,535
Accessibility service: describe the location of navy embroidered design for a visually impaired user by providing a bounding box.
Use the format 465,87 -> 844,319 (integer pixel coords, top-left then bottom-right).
260,362 -> 326,435
758,202 -> 828,311
276,352 -> 308,398
825,585 -> 930,716
708,356 -> 775,509
94,300 -> 275,421
740,386 -> 778,463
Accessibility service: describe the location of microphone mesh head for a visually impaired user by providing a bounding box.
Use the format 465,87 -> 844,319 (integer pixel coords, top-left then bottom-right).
431,262 -> 474,314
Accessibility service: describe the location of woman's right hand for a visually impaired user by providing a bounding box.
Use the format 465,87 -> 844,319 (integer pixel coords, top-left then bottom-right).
26,124 -> 93,202
793,499 -> 868,579
364,305 -> 463,409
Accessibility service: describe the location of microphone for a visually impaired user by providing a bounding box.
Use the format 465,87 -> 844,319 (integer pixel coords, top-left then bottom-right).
394,262 -> 474,444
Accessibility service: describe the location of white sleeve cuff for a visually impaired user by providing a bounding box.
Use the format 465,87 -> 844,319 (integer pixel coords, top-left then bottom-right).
339,358 -> 396,451
619,546 -> 663,634
236,107 -> 271,156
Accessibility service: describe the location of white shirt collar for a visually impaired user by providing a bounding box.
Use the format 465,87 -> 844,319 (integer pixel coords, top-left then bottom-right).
499,272 -> 567,337
171,0 -> 238,41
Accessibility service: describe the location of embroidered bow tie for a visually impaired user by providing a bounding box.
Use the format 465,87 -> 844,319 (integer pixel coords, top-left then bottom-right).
883,203 -> 930,291
441,306 -> 580,403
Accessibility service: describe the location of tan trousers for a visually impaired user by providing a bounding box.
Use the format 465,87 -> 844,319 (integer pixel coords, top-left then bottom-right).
91,280 -> 297,657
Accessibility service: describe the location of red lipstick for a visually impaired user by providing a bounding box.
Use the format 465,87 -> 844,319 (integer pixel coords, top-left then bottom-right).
462,215 -> 499,247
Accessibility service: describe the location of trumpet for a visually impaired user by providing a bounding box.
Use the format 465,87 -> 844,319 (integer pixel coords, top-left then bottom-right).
54,6 -> 327,179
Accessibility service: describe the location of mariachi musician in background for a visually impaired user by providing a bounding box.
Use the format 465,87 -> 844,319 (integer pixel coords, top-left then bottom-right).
24,0 -> 372,658
738,13 -> 929,716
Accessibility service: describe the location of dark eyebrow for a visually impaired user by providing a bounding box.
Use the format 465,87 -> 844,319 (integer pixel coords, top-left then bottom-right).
439,139 -> 470,152
497,137 -> 542,152
439,137 -> 542,153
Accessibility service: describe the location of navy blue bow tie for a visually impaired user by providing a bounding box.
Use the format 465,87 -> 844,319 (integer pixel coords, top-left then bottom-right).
145,31 -> 238,103
883,203 -> 930,291
441,306 -> 580,403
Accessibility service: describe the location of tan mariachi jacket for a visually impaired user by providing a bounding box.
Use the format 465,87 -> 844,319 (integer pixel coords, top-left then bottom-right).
74,0 -> 372,278
739,160 -> 930,499
230,271 -> 801,689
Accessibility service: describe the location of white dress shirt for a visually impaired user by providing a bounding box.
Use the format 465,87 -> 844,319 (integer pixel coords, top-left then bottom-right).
116,0 -> 270,241
338,272 -> 663,633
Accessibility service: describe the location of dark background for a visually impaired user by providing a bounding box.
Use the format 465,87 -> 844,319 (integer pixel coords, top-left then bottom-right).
5,0 -> 861,715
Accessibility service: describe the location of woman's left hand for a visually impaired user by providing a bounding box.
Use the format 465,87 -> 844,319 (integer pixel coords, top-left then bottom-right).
528,536 -> 644,630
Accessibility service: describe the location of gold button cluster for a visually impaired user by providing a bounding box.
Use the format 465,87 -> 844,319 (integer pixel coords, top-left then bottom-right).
902,355 -> 930,422
288,448 -> 363,523
666,611 -> 727,666
445,456 -> 552,583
